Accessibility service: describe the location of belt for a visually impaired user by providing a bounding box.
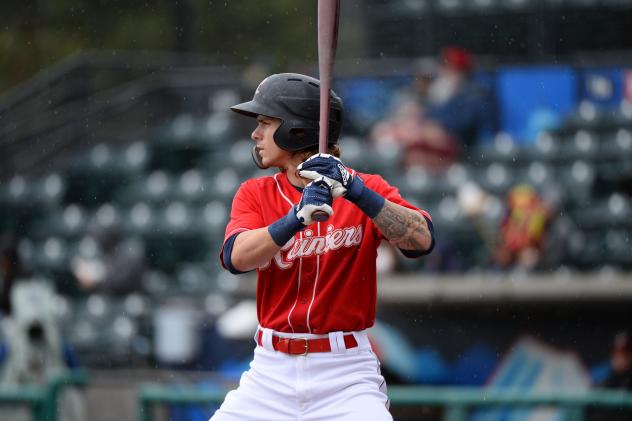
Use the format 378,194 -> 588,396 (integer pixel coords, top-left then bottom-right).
256,330 -> 358,356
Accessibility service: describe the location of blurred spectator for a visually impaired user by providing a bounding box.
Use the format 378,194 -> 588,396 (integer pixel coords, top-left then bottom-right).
493,184 -> 551,271
71,223 -> 146,296
371,46 -> 492,171
588,331 -> 632,421
602,331 -> 632,390
425,46 -> 491,148
0,281 -> 84,421
0,234 -> 26,317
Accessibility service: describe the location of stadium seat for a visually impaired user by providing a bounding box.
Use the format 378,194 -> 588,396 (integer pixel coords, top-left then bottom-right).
604,229 -> 632,267
116,170 -> 176,206
211,168 -> 241,201
609,99 -> 632,127
563,100 -> 603,130
195,200 -> 229,235
478,163 -> 514,194
28,204 -> 88,241
598,128 -> 632,161
573,193 -> 631,230
525,131 -> 560,162
499,0 -> 530,10
514,161 -> 554,188
559,130 -> 599,161
471,132 -> 521,166
64,143 -> 145,206
228,139 -> 257,172
173,169 -> 208,203
126,202 -> 156,235
436,0 -> 465,14
556,160 -> 595,207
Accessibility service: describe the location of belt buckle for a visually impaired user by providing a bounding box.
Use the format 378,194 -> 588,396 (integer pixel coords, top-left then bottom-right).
295,337 -> 309,356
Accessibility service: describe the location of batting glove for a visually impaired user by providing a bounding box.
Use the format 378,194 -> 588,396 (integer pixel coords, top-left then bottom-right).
267,178 -> 333,247
298,153 -> 385,218
297,153 -> 357,198
295,178 -> 334,226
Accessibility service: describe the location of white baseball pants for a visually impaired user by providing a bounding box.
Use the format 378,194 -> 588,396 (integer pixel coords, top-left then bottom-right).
209,330 -> 392,421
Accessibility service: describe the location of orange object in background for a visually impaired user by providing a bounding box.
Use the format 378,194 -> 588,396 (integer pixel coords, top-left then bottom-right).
495,184 -> 550,269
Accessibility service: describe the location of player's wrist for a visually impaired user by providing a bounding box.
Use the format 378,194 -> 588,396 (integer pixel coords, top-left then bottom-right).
268,208 -> 304,247
345,178 -> 385,219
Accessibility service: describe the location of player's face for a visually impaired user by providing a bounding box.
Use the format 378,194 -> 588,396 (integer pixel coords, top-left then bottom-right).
252,116 -> 291,168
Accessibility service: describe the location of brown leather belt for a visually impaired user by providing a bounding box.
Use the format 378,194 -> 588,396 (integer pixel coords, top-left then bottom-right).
256,330 -> 358,356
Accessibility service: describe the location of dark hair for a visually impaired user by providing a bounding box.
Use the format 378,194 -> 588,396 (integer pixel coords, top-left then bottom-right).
294,144 -> 341,162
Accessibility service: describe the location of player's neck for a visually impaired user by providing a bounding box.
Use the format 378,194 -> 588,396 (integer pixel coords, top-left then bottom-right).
284,156 -> 309,188
285,165 -> 307,189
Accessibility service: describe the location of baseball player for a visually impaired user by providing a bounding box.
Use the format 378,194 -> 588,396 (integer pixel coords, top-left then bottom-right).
213,73 -> 435,421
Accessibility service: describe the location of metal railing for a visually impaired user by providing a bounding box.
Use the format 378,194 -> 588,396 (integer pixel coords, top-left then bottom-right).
138,384 -> 632,421
0,370 -> 88,421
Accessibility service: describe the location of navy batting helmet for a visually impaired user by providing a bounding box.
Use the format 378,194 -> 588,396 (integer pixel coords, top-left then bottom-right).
230,73 -> 344,152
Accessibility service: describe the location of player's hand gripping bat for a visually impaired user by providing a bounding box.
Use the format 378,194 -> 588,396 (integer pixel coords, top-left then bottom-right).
311,0 -> 340,222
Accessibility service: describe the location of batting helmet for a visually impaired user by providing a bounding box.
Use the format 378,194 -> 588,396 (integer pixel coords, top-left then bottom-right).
230,73 -> 344,152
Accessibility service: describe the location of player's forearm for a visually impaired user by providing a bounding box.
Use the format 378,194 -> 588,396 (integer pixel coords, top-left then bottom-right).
372,200 -> 433,252
231,228 -> 282,272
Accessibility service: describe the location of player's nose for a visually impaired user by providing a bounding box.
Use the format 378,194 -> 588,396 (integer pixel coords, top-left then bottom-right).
251,125 -> 262,142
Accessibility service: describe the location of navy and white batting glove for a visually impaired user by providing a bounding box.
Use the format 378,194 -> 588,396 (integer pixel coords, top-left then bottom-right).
295,178 -> 333,226
297,153 -> 353,198
298,153 -> 385,218
267,178 -> 333,246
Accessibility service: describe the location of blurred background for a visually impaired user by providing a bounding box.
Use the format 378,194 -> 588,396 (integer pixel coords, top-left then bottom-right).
1,0 -> 632,420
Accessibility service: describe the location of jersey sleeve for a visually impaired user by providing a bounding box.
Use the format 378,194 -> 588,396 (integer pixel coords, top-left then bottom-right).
219,179 -> 266,271
223,179 -> 265,242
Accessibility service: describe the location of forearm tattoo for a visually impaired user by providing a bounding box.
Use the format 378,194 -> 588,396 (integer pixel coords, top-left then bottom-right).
372,200 -> 432,251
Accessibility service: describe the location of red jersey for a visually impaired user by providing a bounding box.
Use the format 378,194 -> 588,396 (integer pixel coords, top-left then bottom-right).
220,170 -> 430,334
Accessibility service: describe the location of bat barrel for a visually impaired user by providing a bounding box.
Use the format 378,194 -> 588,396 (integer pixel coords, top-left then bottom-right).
317,0 -> 340,154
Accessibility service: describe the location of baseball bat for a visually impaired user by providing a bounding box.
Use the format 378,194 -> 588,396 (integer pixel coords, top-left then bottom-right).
312,0 -> 340,222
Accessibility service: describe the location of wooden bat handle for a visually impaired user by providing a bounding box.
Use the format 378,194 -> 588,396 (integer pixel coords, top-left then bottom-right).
314,0 -> 340,223
318,0 -> 340,155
